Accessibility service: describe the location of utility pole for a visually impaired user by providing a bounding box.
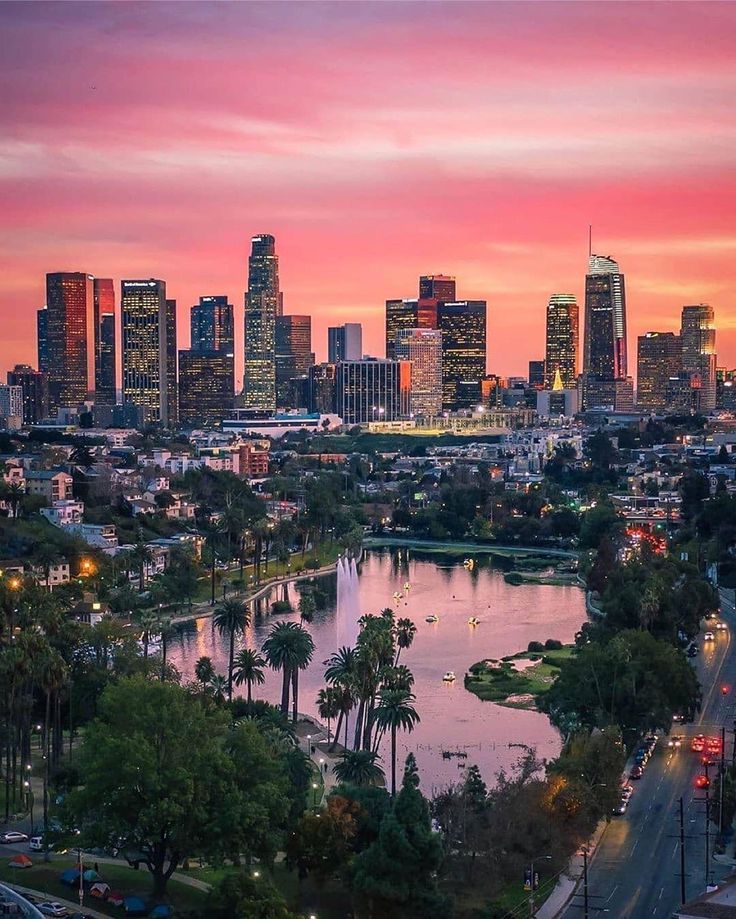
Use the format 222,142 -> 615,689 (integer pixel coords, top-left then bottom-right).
679,796 -> 686,905
732,719 -> 736,768
583,848 -> 589,919
705,761 -> 711,887
720,725 -> 727,834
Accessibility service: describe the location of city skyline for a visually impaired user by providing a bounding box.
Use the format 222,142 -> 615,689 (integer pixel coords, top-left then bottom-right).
0,2 -> 734,381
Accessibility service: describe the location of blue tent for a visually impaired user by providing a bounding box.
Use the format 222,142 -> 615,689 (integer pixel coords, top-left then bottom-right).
59,868 -> 80,885
124,896 -> 147,915
149,906 -> 174,918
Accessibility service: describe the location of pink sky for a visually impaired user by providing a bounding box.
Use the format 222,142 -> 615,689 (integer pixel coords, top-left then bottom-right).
1,1 -> 735,386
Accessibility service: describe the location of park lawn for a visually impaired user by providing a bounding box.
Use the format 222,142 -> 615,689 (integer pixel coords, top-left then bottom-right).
0,857 -> 208,915
489,874 -> 555,914
464,645 -> 575,709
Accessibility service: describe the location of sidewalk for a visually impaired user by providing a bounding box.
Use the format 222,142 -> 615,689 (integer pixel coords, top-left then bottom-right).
7,882 -> 109,919
535,819 -> 610,919
294,715 -> 344,803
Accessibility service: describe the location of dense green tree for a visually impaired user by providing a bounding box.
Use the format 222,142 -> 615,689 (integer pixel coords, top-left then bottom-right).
286,796 -> 359,882
334,750 -> 385,787
201,872 -> 299,919
579,503 -> 621,550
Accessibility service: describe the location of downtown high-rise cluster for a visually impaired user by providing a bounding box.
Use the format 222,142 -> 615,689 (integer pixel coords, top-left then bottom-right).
0,234 -> 730,430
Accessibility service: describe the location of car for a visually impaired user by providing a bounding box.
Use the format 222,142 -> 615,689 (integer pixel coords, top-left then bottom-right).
695,774 -> 711,789
701,755 -> 717,766
691,734 -> 706,752
630,765 -> 644,780
620,783 -> 634,798
0,831 -> 29,844
673,713 -> 684,723
716,621 -> 728,631
613,798 -> 628,815
704,631 -> 715,641
707,736 -> 722,751
37,904 -> 69,917
687,644 -> 699,657
668,735 -> 683,749
634,747 -> 649,764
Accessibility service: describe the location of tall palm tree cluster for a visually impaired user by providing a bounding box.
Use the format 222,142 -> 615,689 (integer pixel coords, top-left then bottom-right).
322,610 -> 420,796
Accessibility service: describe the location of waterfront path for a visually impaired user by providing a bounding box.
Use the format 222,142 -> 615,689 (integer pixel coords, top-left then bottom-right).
363,536 -> 579,558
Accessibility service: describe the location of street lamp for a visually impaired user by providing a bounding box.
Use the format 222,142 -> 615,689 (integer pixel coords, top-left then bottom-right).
312,782 -> 319,811
529,854 -> 552,917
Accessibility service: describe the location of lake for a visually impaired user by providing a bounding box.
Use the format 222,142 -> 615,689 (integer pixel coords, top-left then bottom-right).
168,548 -> 587,792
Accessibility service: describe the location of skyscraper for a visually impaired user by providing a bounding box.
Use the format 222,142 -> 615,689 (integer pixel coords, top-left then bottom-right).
178,350 -> 234,427
385,299 -> 439,359
191,296 -> 234,354
328,323 -> 363,363
243,234 -> 280,410
336,359 -> 411,425
437,300 -> 487,410
275,315 -> 314,407
7,364 -> 49,424
419,275 -> 456,301
308,363 -> 337,414
637,332 -> 682,411
93,278 -> 116,404
165,298 -> 178,425
528,360 -> 546,389
582,255 -> 631,411
545,294 -> 578,388
121,279 -> 171,425
395,328 -> 443,417
681,304 -> 717,413
37,307 -> 49,374
45,272 -> 95,412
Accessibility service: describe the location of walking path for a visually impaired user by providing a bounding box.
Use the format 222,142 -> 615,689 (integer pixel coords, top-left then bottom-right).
294,715 -> 345,803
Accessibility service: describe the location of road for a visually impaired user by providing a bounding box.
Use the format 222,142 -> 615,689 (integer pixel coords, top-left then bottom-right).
563,595 -> 736,919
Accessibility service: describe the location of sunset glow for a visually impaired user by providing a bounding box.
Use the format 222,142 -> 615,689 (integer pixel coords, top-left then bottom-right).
1,1 -> 735,383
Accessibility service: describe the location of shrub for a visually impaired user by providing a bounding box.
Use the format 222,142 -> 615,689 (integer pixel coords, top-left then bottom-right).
544,639 -> 563,651
528,641 -> 545,653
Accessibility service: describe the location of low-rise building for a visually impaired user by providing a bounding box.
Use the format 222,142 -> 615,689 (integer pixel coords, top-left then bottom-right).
25,470 -> 73,503
40,499 -> 84,527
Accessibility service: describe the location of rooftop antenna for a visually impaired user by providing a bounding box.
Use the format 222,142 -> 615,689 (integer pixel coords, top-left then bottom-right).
588,224 -> 593,258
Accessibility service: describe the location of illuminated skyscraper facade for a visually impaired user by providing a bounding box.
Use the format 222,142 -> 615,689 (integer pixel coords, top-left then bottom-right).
178,350 -> 234,427
336,359 -> 411,425
582,255 -> 631,410
419,274 -> 456,301
37,307 -> 49,374
545,294 -> 578,388
45,272 -> 95,412
93,278 -> 116,404
191,295 -> 234,354
681,304 -> 717,412
243,234 -> 280,410
328,323 -> 362,363
437,300 -> 487,410
636,332 -> 681,411
121,279 -> 171,425
7,364 -> 49,424
165,299 -> 178,425
395,328 -> 442,417
385,299 -> 440,359
275,315 -> 314,406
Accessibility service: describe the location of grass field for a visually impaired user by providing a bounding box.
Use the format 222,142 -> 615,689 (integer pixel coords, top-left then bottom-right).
464,645 -> 575,709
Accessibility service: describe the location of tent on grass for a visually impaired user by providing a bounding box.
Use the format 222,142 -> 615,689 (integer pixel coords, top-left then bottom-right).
108,890 -> 125,906
83,868 -> 100,882
90,882 -> 110,899
59,868 -> 80,885
8,854 -> 32,869
149,906 -> 174,918
124,895 -> 147,915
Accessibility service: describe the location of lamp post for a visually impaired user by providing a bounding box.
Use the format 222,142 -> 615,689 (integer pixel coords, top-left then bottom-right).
312,782 -> 319,811
529,854 -> 552,917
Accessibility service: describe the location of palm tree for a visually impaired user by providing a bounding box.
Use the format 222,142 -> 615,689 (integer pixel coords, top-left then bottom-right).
138,611 -> 159,660
213,599 -> 250,703
324,646 -> 357,750
37,650 -> 68,861
374,688 -> 420,797
210,674 -> 228,704
232,648 -> 266,703
381,664 -> 415,692
129,542 -> 153,592
316,686 -> 341,743
194,656 -> 215,688
333,749 -> 385,787
262,621 -> 315,721
157,614 -> 174,679
394,618 -> 417,664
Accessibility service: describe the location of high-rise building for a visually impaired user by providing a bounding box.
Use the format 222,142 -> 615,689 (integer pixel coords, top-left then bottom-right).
121,279 -> 171,425
681,304 -> 717,413
385,299 -> 439,359
178,350 -> 234,427
637,332 -> 682,411
419,275 -> 456,301
328,323 -> 363,363
528,360 -> 546,389
308,363 -> 337,414
243,234 -> 280,411
7,364 -> 49,424
336,359 -> 411,425
395,328 -> 443,417
93,278 -> 116,404
37,307 -> 49,374
437,300 -> 487,410
0,384 -> 24,425
545,294 -> 578,388
45,272 -> 95,412
582,255 -> 630,410
275,315 -> 314,407
165,299 -> 178,426
191,296 -> 234,354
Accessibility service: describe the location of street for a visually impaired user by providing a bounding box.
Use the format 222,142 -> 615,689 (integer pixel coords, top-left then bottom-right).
563,596 -> 736,918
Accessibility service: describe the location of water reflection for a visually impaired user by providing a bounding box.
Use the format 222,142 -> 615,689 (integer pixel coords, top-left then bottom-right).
168,549 -> 586,790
